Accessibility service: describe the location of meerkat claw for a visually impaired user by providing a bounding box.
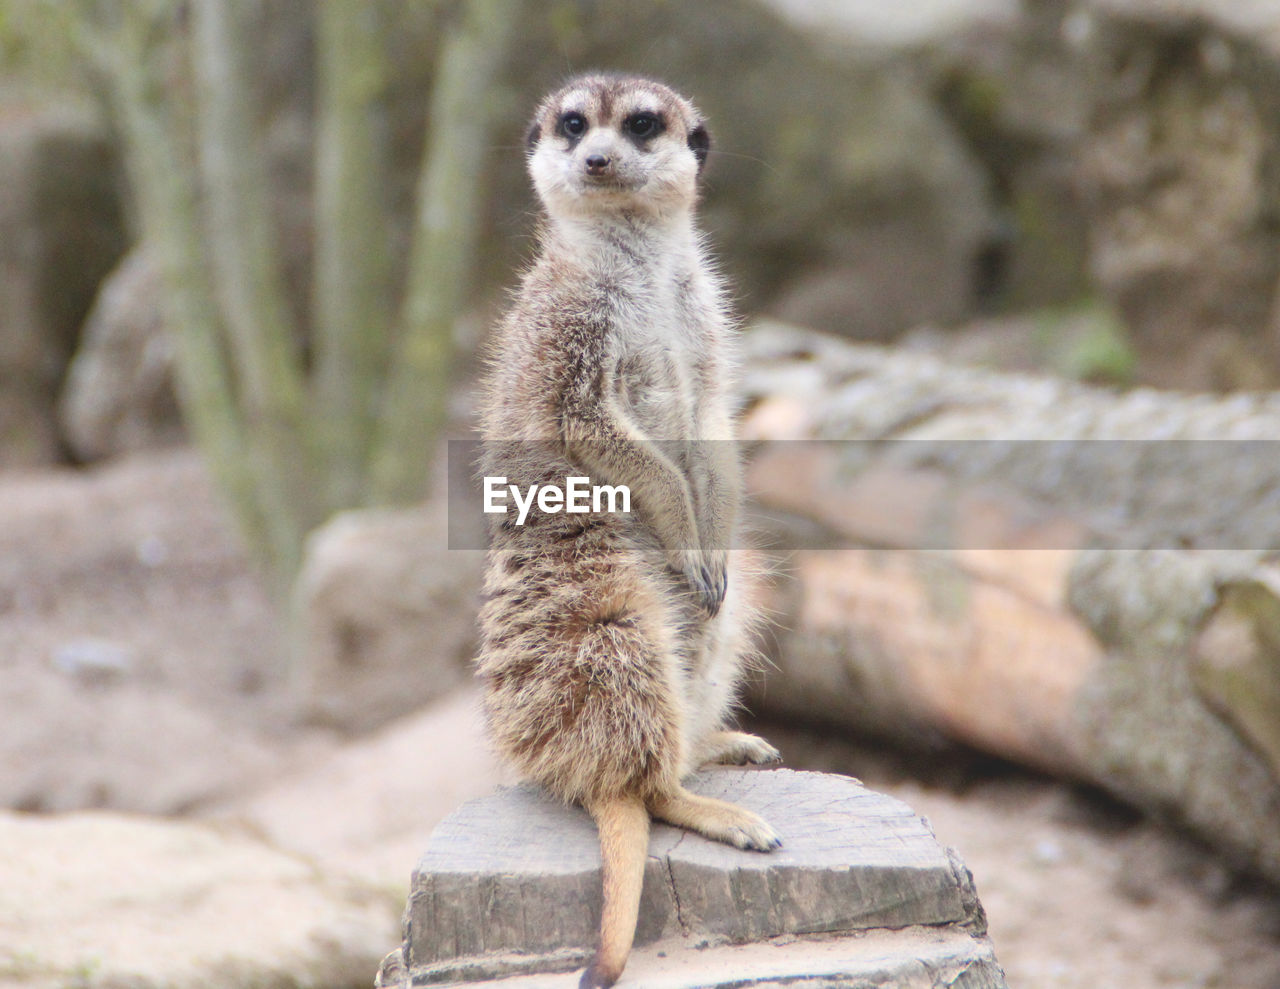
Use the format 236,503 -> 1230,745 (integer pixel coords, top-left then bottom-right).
743,738 -> 783,765
690,552 -> 728,617
697,563 -> 726,616
731,820 -> 783,852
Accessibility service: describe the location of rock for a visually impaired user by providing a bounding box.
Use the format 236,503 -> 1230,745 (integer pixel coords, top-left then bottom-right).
762,0 -> 1019,48
930,0 -> 1280,388
378,768 -> 1006,988
0,670 -> 283,814
59,248 -> 183,462
1074,5 -> 1280,390
208,686 -> 512,888
1089,0 -> 1280,59
50,636 -> 136,683
292,506 -> 484,732
0,809 -> 398,988
928,3 -> 1099,315
0,449 -> 286,815
0,106 -> 128,465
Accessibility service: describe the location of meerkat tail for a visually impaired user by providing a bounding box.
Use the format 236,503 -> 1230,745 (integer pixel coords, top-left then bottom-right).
579,794 -> 650,989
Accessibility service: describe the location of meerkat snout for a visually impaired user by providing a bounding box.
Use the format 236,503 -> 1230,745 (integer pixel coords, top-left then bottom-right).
584,153 -> 612,176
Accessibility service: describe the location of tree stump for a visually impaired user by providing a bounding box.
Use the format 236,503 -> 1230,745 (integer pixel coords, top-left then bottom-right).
376,768 -> 1006,988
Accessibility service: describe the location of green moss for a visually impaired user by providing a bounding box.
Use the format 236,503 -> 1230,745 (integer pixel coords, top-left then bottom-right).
1012,183 -> 1049,244
1192,578 -> 1280,782
62,956 -> 103,989
1035,299 -> 1138,386
0,948 -> 43,978
953,71 -> 1005,130
0,1 -> 86,97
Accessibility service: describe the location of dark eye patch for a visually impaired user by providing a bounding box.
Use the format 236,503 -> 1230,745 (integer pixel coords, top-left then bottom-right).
688,123 -> 710,171
623,112 -> 664,142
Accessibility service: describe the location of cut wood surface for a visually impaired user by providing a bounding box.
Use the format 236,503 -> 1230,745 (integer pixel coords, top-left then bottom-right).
738,322 -> 1280,881
376,768 -> 1005,988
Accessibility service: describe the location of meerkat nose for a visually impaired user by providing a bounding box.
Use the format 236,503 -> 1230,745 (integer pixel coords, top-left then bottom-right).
585,154 -> 612,176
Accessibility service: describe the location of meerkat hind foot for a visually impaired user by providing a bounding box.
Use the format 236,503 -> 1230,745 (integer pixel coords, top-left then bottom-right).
650,787 -> 781,851
698,730 -> 782,767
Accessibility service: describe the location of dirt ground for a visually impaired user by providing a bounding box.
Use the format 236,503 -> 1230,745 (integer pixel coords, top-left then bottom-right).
3,447 -> 1279,989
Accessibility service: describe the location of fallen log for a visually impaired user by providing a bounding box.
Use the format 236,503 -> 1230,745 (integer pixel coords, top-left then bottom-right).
738,321 -> 1280,880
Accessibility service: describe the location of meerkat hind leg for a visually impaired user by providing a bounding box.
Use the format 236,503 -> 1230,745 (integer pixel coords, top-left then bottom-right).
649,786 -> 781,851
695,730 -> 782,767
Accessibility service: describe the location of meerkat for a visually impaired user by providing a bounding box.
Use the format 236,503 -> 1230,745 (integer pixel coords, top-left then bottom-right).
476,74 -> 781,989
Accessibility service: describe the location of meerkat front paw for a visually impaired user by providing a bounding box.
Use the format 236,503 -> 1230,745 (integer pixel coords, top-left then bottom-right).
725,811 -> 784,852
650,788 -> 783,852
699,730 -> 782,767
669,549 -> 727,616
699,550 -> 728,616
738,735 -> 783,765
695,803 -> 782,852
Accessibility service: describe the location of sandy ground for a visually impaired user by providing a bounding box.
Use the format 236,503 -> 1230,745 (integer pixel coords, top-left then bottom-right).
2,447 -> 1278,989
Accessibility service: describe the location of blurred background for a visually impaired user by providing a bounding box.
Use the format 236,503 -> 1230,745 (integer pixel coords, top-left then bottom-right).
2,1 -> 1280,987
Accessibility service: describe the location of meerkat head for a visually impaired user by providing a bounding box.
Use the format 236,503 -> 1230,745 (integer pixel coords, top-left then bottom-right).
525,74 -> 710,224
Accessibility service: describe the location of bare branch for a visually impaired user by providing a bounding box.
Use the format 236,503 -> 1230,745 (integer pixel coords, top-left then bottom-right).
189,0 -> 319,576
312,0 -> 395,513
369,0 -> 516,504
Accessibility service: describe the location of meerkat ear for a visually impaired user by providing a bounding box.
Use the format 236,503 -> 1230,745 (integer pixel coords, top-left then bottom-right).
526,120 -> 541,153
688,123 -> 710,172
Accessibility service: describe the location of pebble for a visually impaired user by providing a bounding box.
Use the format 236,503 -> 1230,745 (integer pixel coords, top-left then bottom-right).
52,638 -> 136,683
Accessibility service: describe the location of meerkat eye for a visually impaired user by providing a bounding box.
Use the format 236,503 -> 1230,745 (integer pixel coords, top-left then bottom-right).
623,113 -> 662,139
559,112 -> 587,138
